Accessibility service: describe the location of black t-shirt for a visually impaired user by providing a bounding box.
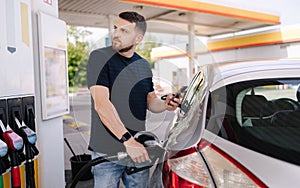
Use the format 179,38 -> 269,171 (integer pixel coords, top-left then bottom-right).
87,46 -> 154,154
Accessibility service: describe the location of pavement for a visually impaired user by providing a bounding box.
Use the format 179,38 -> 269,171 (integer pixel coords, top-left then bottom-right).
64,123 -> 93,188
63,94 -> 175,187
63,94 -> 93,187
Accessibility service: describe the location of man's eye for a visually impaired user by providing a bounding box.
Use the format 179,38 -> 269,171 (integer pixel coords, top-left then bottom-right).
121,29 -> 129,33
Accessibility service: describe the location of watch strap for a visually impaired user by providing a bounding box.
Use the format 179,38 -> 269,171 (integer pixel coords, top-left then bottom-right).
119,132 -> 132,143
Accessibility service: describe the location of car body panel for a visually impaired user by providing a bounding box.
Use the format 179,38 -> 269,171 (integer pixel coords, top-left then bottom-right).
203,130 -> 300,187
211,59 -> 300,91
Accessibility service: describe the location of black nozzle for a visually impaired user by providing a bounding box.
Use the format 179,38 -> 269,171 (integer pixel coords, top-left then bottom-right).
7,98 -> 22,131
12,107 -> 22,129
22,96 -> 35,131
125,131 -> 165,175
0,99 -> 8,133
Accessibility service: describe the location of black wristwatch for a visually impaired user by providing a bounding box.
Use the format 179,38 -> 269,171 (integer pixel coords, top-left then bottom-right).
119,132 -> 132,143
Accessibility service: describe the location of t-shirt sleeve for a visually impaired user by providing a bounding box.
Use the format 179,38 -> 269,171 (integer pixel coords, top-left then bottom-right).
95,62 -> 109,88
86,49 -> 110,89
146,61 -> 154,93
148,77 -> 154,93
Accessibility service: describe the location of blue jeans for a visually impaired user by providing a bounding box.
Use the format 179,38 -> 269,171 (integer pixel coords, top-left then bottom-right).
91,151 -> 150,188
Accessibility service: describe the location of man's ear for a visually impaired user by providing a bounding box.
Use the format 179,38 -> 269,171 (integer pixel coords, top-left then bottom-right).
135,33 -> 144,44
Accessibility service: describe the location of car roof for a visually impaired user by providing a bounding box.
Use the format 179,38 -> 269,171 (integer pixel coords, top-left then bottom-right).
210,59 -> 300,91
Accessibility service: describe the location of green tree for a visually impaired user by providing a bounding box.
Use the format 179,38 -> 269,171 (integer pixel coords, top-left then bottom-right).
67,26 -> 91,92
67,30 -> 159,92
136,34 -> 160,68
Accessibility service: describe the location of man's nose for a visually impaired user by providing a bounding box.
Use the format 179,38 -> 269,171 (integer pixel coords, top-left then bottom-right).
113,29 -> 121,37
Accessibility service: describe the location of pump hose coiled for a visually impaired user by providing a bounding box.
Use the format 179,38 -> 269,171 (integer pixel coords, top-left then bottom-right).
69,155 -> 120,188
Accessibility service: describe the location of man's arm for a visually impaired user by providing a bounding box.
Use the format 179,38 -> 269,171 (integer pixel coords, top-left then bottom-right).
90,85 -> 149,163
147,91 -> 180,113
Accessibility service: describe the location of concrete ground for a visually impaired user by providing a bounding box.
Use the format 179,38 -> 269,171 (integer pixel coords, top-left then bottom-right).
63,116 -> 93,188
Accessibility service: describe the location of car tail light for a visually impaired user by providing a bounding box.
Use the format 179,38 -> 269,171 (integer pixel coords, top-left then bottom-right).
163,148 -> 213,188
199,139 -> 267,188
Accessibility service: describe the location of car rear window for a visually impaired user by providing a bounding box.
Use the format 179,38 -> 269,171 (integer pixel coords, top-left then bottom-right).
206,78 -> 300,165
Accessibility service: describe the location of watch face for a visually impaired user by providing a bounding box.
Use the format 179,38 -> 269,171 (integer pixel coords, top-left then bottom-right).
120,132 -> 132,143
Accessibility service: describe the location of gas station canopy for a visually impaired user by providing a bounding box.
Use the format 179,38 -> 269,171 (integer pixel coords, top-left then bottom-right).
58,0 -> 280,36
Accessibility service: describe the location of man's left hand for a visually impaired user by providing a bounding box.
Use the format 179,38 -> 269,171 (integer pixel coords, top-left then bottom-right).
165,93 -> 180,111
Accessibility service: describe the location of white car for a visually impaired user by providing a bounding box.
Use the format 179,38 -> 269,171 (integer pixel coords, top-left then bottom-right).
161,59 -> 300,188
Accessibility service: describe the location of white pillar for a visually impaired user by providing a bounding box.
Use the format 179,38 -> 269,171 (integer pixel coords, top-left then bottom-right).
187,24 -> 195,82
30,0 -> 65,187
106,14 -> 115,46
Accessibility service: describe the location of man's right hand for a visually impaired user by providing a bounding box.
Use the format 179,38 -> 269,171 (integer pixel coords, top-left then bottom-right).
123,137 -> 150,163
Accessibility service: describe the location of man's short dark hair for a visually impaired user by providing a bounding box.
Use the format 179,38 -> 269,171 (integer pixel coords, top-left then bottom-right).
119,11 -> 147,35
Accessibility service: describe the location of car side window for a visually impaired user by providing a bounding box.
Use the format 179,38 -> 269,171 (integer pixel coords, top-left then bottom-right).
207,79 -> 300,166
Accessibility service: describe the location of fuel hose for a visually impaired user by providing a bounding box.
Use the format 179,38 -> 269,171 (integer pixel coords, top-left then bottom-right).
69,154 -> 122,188
69,131 -> 164,188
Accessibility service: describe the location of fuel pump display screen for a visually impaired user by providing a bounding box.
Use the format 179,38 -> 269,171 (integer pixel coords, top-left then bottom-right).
44,47 -> 67,98
42,46 -> 69,119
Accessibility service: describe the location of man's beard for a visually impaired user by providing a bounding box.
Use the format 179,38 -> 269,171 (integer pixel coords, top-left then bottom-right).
112,39 -> 134,53
118,44 -> 134,53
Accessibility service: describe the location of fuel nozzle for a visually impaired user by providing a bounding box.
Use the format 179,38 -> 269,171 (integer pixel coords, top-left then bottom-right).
13,104 -> 38,188
14,117 -> 38,159
0,139 -> 7,158
0,139 -> 9,175
0,120 -> 10,175
125,131 -> 165,175
0,120 -> 23,152
14,118 -> 36,145
134,131 -> 165,163
0,119 -> 24,188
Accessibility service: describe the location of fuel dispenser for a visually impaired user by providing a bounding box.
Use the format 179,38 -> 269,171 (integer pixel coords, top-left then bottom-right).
0,100 -> 9,188
21,96 -> 38,188
1,98 -> 24,188
0,97 -> 38,188
0,100 -> 10,174
1,123 -> 24,188
0,139 -> 8,187
7,97 -> 38,188
0,99 -> 12,188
